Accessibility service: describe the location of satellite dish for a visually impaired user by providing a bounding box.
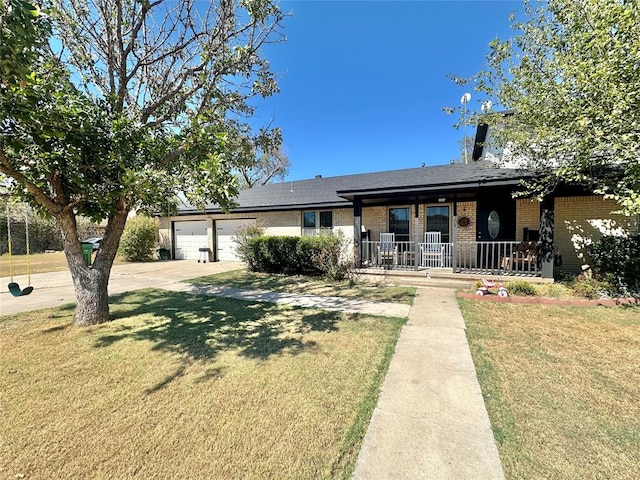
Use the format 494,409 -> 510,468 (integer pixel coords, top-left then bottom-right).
481,100 -> 493,113
460,93 -> 471,105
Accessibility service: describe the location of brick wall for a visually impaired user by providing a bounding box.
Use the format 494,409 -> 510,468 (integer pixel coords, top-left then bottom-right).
555,196 -> 638,273
362,206 -> 387,241
361,203 -> 475,243
454,201 -> 477,265
516,199 -> 540,242
455,201 -> 476,243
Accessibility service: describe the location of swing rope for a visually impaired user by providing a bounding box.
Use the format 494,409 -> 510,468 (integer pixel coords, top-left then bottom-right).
6,207 -> 33,297
25,212 -> 31,287
7,209 -> 14,281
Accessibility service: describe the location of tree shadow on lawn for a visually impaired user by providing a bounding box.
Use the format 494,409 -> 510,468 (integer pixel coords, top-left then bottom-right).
93,289 -> 342,391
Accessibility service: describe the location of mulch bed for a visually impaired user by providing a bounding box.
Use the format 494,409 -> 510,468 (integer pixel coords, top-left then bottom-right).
456,291 -> 639,307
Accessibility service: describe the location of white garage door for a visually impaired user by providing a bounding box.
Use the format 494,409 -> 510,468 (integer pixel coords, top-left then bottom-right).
216,218 -> 256,261
174,220 -> 208,260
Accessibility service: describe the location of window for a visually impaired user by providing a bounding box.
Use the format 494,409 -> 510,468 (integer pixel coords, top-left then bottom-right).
302,210 -> 333,236
426,205 -> 450,243
488,210 -> 500,239
303,211 -> 316,229
320,211 -> 333,228
388,207 -> 410,242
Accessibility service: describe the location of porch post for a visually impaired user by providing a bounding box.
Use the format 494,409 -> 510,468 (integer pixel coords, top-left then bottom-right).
413,198 -> 420,271
354,198 -> 362,267
452,214 -> 458,274
539,196 -> 555,279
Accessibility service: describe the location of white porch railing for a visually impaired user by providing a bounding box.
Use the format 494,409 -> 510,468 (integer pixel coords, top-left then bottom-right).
360,241 -> 453,270
360,240 -> 540,276
454,241 -> 539,276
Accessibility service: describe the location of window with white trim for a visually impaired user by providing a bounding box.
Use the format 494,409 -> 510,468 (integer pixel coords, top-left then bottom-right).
302,210 -> 333,236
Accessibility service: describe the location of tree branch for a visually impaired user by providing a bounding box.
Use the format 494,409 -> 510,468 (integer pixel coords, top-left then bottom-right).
0,148 -> 61,214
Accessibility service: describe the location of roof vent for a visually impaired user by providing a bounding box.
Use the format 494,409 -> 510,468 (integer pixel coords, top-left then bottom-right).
315,175 -> 322,179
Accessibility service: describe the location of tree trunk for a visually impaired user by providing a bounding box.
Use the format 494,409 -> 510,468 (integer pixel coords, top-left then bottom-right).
58,207 -> 129,326
70,259 -> 111,326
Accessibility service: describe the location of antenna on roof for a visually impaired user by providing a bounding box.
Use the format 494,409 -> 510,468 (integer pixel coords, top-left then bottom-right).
461,93 -> 472,164
481,100 -> 493,113
289,181 -> 293,193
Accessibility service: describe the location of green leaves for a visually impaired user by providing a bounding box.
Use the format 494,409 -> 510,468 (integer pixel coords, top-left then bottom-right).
462,0 -> 640,214
0,0 -> 50,87
2,0 -> 284,224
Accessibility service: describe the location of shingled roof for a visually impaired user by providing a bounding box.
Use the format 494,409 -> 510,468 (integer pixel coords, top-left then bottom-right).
178,162 -> 530,214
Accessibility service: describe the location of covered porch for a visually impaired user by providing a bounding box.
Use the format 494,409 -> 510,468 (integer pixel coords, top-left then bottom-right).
336,167 -> 555,280
360,238 -> 541,277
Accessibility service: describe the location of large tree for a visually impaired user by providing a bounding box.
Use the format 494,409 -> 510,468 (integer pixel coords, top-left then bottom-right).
454,0 -> 640,214
222,119 -> 290,189
0,0 -> 286,325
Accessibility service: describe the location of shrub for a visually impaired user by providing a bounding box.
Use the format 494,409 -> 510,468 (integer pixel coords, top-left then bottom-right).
241,232 -> 353,279
505,280 -> 537,296
306,231 -> 352,281
571,276 -> 610,300
246,236 -> 309,273
118,215 -> 157,262
234,223 -> 265,269
588,235 -> 640,297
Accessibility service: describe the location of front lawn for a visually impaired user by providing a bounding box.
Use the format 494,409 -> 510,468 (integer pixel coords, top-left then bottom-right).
0,251 -> 131,276
460,300 -> 640,479
1,251 -> 70,276
0,289 -> 405,479
190,269 -> 416,305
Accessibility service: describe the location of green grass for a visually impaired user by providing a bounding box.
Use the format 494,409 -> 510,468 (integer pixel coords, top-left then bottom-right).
190,269 -> 416,305
0,251 -> 131,277
0,251 -> 70,276
0,289 -> 406,479
460,299 -> 640,479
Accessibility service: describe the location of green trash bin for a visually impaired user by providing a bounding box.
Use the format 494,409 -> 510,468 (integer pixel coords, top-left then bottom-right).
81,242 -> 94,267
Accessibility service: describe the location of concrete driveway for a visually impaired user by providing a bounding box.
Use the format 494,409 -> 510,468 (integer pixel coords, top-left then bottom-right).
0,260 -> 242,316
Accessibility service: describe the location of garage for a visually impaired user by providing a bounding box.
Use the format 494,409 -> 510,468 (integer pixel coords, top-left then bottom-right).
216,218 -> 256,261
174,220 -> 208,260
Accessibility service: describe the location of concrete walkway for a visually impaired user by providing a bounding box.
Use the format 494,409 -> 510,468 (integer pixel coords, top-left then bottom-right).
353,286 -> 505,480
168,283 -> 411,317
1,263 -> 504,479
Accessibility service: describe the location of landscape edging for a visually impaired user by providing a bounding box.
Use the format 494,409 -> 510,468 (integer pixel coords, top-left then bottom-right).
456,291 -> 639,307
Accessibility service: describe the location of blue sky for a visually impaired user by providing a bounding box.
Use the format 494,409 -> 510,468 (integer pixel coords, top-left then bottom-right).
250,0 -> 521,181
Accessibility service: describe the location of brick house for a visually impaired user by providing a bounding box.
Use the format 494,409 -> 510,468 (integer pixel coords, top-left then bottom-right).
161,135 -> 638,279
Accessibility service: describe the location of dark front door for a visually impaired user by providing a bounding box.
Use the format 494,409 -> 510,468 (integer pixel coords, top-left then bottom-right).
476,190 -> 517,269
476,190 -> 516,242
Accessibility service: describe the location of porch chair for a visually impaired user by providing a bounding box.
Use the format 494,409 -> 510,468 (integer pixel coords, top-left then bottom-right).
514,241 -> 538,272
421,231 -> 444,268
500,241 -> 538,272
377,233 -> 398,266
